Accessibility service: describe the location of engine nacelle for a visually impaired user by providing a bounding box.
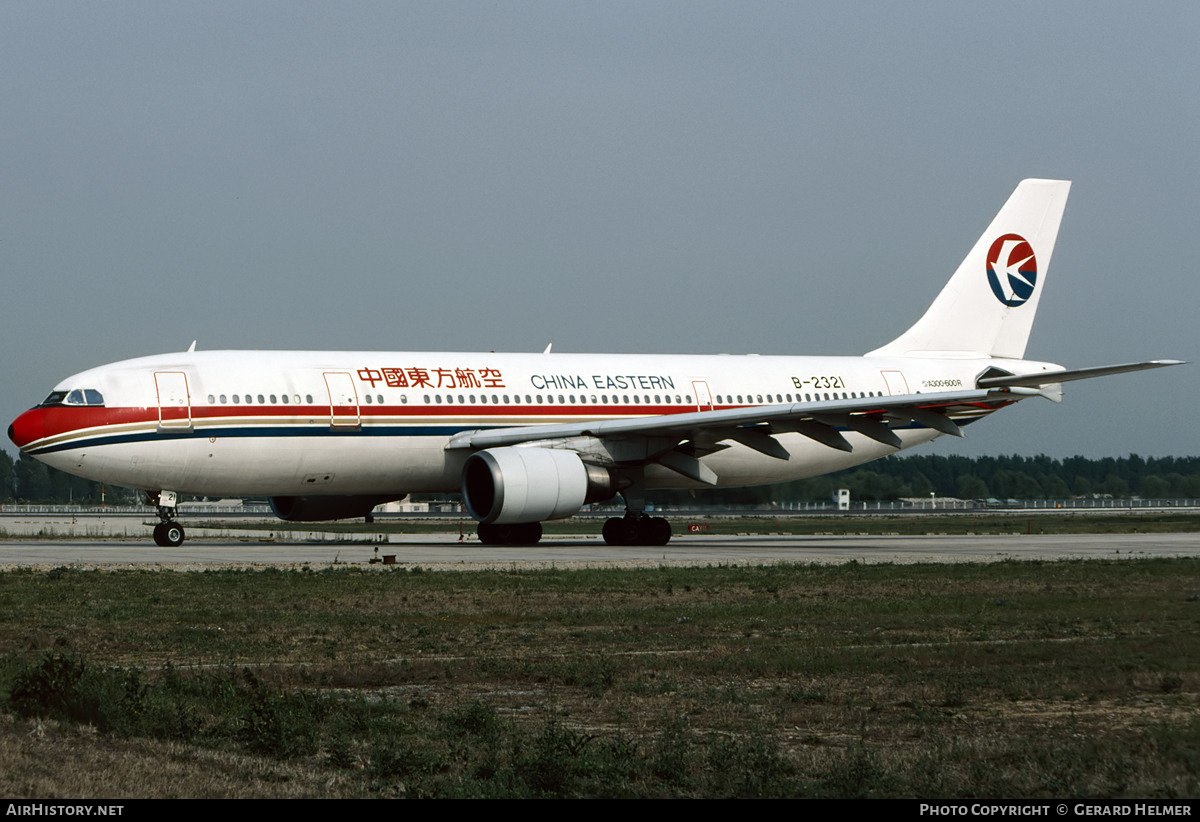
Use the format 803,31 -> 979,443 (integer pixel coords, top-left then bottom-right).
461,447 -> 615,524
269,495 -> 400,522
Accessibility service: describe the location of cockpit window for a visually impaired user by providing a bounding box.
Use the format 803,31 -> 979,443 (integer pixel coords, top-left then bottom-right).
41,389 -> 105,407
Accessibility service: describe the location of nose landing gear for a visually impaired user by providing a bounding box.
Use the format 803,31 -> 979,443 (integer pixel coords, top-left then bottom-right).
146,490 -> 186,547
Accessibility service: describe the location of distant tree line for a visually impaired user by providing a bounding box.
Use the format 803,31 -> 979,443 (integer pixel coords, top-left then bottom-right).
653,453 -> 1200,507
0,451 -> 120,505
2,448 -> 1199,506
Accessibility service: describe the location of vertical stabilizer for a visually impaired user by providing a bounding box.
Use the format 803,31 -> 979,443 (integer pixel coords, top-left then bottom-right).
867,179 -> 1071,359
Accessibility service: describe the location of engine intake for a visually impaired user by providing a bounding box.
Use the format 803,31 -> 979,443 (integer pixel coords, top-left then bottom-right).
462,447 -> 615,524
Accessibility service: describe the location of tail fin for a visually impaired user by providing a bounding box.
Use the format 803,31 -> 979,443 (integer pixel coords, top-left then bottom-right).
867,178 -> 1071,360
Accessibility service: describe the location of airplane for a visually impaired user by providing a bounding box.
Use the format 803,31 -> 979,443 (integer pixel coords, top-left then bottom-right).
7,179 -> 1183,548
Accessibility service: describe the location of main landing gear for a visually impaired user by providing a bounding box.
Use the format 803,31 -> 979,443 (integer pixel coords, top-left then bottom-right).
476,521 -> 543,546
599,472 -> 672,546
475,515 -> 671,546
602,514 -> 672,546
146,490 -> 185,547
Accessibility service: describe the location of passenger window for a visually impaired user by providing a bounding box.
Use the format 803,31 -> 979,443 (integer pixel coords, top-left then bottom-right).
207,394 -> 215,404
281,394 -> 288,404
232,395 -> 240,404
257,394 -> 265,404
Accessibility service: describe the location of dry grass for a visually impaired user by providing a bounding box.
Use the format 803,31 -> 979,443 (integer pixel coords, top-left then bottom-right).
1,558 -> 1197,797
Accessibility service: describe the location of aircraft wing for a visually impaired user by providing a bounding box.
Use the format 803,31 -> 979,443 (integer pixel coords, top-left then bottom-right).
446,388 -> 1022,484
446,359 -> 1185,485
448,388 -> 1006,449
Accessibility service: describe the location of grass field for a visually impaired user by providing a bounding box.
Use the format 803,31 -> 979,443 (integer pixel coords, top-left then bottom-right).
1,558 -> 1198,798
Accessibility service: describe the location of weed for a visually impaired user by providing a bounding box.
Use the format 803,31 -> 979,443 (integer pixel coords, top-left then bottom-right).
238,668 -> 324,758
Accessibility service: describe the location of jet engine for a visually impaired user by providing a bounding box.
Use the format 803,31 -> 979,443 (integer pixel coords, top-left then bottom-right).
269,495 -> 400,522
461,447 -> 615,524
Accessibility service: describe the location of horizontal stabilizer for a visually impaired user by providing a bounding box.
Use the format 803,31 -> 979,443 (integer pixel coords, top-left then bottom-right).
978,360 -> 1186,388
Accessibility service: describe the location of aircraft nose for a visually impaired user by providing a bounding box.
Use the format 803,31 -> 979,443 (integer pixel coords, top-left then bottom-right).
8,408 -> 44,450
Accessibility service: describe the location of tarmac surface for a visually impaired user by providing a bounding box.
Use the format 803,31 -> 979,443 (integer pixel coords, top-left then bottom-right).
2,531 -> 1198,571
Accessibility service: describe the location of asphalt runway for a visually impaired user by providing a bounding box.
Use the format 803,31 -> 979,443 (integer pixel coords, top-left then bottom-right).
1,531 -> 1198,570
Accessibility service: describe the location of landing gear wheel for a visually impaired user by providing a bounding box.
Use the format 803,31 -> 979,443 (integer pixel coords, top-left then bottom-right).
516,522 -> 543,544
603,516 -> 636,545
645,517 -> 672,546
603,516 -> 671,546
477,522 -> 543,545
153,521 -> 185,547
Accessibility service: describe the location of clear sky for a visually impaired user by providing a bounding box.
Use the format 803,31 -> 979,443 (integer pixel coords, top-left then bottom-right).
2,1 -> 1196,460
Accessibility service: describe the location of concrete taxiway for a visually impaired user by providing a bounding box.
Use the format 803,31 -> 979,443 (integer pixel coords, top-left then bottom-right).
1,531 -> 1197,571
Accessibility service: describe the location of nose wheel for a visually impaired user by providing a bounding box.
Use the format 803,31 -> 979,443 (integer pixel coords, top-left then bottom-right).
153,521 -> 185,547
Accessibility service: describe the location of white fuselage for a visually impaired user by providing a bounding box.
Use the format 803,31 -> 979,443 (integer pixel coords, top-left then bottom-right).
14,348 -> 1039,498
